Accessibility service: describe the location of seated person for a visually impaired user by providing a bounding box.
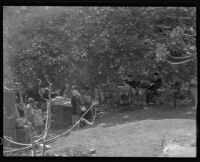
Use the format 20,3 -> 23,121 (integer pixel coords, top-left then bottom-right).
71,85 -> 93,127
80,85 -> 93,122
127,76 -> 142,104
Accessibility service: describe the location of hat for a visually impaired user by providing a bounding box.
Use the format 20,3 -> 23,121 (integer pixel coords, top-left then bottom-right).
28,98 -> 35,104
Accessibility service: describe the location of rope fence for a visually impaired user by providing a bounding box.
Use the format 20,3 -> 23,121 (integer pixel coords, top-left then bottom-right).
3,102 -> 98,156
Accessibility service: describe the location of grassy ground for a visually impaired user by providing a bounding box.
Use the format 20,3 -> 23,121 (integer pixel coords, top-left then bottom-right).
46,104 -> 196,157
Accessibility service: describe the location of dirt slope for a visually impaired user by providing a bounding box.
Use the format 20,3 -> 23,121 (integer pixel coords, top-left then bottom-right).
47,106 -> 196,157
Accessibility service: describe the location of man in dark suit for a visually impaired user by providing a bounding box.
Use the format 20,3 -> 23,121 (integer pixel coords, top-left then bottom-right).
145,72 -> 162,109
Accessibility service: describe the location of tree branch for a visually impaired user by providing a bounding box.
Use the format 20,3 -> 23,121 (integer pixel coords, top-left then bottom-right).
166,57 -> 196,65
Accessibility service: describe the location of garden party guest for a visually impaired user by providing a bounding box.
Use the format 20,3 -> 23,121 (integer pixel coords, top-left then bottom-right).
71,86 -> 83,126
25,98 -> 36,127
33,106 -> 44,134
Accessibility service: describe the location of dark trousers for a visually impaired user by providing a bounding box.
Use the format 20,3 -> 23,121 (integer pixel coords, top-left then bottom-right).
146,90 -> 155,106
84,110 -> 93,121
80,110 -> 93,126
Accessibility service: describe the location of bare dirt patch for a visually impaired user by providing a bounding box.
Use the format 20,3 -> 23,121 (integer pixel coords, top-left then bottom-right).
46,105 -> 196,157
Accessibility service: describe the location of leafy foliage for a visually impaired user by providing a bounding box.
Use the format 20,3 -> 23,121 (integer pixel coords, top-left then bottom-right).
3,7 -> 197,94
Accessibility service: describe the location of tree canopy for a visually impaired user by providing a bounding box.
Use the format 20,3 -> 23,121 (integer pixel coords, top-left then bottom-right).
3,7 -> 197,93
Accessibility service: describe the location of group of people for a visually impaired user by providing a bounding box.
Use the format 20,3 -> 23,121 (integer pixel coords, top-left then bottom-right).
15,72 -> 183,134
122,72 -> 163,108
14,84 -> 95,137
16,97 -> 44,134
123,72 -> 186,109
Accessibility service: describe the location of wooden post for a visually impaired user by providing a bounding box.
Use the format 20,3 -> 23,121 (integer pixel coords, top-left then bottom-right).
42,82 -> 52,156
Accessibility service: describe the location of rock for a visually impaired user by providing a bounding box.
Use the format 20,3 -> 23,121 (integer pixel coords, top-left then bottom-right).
89,149 -> 96,154
162,144 -> 196,157
98,123 -> 106,127
122,115 -> 129,121
190,140 -> 196,147
123,115 -> 129,119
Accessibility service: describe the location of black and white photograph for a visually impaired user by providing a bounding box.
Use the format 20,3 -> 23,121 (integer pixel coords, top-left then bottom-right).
3,6 -> 197,157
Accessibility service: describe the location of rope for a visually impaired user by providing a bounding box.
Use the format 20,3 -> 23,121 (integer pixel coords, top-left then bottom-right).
3,147 -> 16,150
3,86 -> 14,91
3,144 -> 33,153
40,102 -> 98,144
4,136 -> 32,146
3,103 -> 98,155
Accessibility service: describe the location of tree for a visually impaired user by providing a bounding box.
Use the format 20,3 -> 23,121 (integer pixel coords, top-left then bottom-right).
4,7 -> 196,94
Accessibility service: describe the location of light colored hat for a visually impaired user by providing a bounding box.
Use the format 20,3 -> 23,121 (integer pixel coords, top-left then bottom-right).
28,98 -> 35,103
72,89 -> 80,96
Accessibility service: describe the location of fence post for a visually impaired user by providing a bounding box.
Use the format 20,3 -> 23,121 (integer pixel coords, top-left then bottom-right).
42,82 -> 52,156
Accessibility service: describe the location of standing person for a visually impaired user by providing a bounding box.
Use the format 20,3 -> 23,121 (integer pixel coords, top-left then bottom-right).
71,86 -> 86,126
25,98 -> 36,128
127,75 -> 138,105
145,72 -> 162,109
33,106 -> 43,134
94,85 -> 104,104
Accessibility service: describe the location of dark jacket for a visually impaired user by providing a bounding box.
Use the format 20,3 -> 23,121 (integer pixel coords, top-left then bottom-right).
149,78 -> 162,91
71,95 -> 81,115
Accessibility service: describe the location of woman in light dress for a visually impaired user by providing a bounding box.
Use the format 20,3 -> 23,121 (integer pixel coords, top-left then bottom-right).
33,106 -> 44,134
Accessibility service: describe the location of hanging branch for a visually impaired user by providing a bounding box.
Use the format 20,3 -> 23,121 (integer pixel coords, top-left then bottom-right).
166,57 -> 196,65
3,86 -> 14,91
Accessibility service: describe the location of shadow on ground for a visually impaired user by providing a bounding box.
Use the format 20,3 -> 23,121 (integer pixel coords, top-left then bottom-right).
50,103 -> 196,134
90,103 -> 196,129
